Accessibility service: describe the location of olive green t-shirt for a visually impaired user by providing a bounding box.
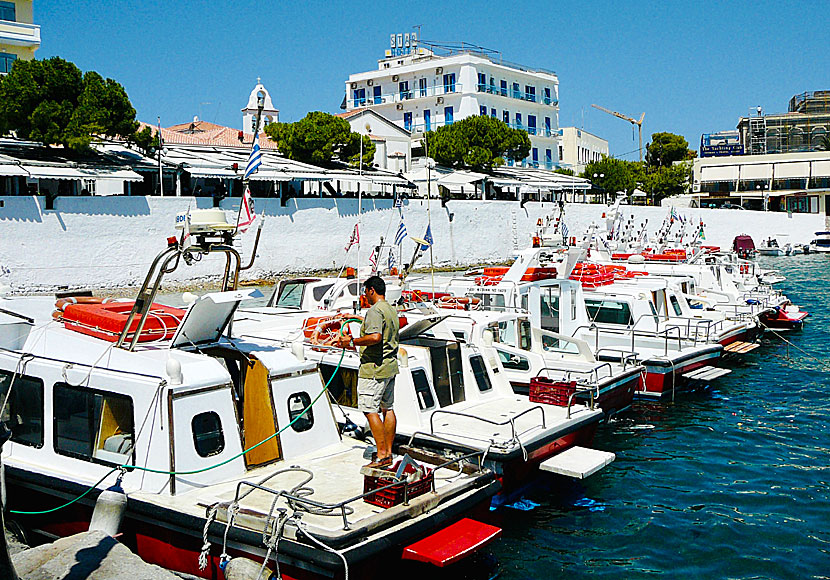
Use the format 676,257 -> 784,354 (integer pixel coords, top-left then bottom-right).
358,299 -> 400,379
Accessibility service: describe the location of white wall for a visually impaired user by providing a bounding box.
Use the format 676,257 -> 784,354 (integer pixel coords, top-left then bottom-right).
0,195 -> 823,292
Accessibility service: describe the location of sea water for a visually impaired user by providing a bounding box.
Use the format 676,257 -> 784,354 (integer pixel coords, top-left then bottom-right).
479,254 -> 830,579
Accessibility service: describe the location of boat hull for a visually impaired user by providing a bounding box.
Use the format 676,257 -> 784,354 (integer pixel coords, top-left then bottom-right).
632,347 -> 722,399
5,465 -> 499,580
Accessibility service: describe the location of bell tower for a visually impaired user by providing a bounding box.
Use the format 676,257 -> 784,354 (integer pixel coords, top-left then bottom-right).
242,78 -> 279,133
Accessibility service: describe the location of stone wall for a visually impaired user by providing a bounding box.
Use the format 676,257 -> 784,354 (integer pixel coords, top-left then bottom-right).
0,195 -> 823,292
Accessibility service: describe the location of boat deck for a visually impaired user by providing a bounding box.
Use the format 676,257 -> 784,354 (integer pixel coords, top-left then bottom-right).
136,441 -> 481,544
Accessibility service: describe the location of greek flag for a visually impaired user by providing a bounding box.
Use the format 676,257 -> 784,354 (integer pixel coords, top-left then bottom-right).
388,250 -> 396,269
244,134 -> 262,180
420,225 -> 433,251
394,219 -> 407,246
561,222 -> 569,239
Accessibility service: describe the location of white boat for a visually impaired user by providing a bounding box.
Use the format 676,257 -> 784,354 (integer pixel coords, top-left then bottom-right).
234,283 -> 612,508
0,211 -> 501,578
808,231 -> 830,253
758,237 -> 784,256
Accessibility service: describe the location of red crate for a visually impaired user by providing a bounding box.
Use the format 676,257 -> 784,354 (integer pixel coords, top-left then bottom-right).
364,461 -> 434,509
529,378 -> 577,407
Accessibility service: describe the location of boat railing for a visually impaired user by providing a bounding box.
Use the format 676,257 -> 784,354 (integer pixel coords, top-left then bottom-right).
427,404 -> 551,445
227,448 -> 489,531
593,347 -> 640,370
571,320 -> 691,358
661,316 -> 725,345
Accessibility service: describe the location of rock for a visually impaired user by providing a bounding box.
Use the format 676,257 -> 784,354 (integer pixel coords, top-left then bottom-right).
12,530 -> 179,580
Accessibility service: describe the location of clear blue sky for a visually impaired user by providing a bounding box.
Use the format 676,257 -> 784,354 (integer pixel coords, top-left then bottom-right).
37,0 -> 830,161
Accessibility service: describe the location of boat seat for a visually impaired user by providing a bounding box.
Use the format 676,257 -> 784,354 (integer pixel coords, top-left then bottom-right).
103,432 -> 133,454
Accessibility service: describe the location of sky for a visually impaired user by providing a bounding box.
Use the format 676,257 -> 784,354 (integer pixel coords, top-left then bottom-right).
36,0 -> 830,161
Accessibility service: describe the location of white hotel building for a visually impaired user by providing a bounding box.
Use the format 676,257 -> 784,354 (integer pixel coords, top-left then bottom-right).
344,39 -> 560,170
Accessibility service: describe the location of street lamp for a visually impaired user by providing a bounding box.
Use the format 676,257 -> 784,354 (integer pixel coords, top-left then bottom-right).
593,173 -> 604,204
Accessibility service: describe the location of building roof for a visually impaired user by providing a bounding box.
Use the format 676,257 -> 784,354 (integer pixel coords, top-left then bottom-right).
138,120 -> 279,150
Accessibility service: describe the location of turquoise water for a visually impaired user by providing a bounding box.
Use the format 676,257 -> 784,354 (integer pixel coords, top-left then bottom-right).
482,255 -> 830,579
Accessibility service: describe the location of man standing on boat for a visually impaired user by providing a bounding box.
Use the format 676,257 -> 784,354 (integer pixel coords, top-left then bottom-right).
337,276 -> 399,468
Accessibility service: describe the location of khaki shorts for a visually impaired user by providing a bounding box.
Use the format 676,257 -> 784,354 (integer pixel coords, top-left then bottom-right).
357,376 -> 396,413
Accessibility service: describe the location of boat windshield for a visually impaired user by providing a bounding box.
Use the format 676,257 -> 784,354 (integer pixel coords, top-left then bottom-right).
814,239 -> 830,247
275,281 -> 305,308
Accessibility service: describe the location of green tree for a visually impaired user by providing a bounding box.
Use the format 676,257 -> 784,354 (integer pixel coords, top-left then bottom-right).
264,111 -> 374,167
0,57 -> 140,151
554,167 -> 574,176
642,161 -> 691,203
424,116 -> 530,170
132,125 -> 160,157
580,156 -> 642,197
645,132 -> 695,168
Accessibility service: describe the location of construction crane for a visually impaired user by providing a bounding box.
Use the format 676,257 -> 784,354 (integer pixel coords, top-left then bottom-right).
592,104 -> 645,162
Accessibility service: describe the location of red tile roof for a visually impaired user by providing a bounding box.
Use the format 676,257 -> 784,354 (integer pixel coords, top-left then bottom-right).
138,121 -> 279,149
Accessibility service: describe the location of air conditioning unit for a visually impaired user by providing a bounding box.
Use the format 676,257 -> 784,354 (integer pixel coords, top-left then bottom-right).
436,67 -> 443,75
392,74 -> 399,82
436,97 -> 444,105
350,82 -> 357,89
367,79 -> 373,86
396,103 -> 404,110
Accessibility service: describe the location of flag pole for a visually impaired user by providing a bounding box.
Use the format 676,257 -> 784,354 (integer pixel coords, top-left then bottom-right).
237,96 -> 265,234
157,117 -> 164,197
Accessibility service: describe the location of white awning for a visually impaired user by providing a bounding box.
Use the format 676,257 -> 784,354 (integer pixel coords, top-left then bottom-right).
23,165 -> 89,180
247,169 -> 297,182
97,169 -> 144,182
0,164 -> 27,177
739,164 -> 772,180
773,162 -> 810,179
437,171 -> 486,187
700,165 -> 738,182
186,166 -> 240,179
812,161 -> 830,177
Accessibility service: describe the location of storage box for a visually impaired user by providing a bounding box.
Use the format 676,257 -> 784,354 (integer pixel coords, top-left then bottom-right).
363,461 -> 434,508
529,378 -> 577,407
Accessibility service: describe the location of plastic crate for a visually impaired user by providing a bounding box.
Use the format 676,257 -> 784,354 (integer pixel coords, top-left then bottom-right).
529,378 -> 577,407
363,461 -> 434,509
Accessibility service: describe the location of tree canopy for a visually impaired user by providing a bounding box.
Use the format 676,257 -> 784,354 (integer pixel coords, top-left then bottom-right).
580,156 -> 643,196
0,57 -> 140,151
424,116 -> 530,170
645,132 -> 696,168
264,111 -> 374,167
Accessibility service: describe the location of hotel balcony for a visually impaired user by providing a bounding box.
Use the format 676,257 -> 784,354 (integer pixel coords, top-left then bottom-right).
347,83 -> 461,110
0,19 -> 41,48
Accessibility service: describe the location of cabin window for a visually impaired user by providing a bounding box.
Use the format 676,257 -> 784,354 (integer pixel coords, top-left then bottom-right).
312,283 -> 334,302
540,286 -> 560,332
275,281 -> 305,308
411,369 -> 435,410
53,384 -> 134,466
0,370 -> 44,448
669,295 -> 683,316
468,293 -> 505,309
519,318 -> 532,350
192,411 -> 225,457
287,392 -> 314,432
495,320 -> 517,347
496,348 -> 530,371
585,299 -> 633,326
469,356 -> 493,392
452,330 -> 467,341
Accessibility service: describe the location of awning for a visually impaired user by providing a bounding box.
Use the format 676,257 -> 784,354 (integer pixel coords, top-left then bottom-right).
185,166 -> 241,179
0,164 -> 27,177
739,164 -> 772,180
97,169 -> 144,182
700,165 -> 738,182
247,169 -> 298,182
773,162 -> 810,179
813,161 -> 830,177
23,165 -> 89,180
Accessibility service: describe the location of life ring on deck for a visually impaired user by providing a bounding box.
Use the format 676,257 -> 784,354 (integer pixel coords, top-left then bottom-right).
437,296 -> 481,310
53,296 -> 113,319
305,316 -> 353,349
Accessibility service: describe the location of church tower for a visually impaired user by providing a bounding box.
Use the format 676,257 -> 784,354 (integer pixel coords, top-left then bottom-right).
242,78 -> 279,133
